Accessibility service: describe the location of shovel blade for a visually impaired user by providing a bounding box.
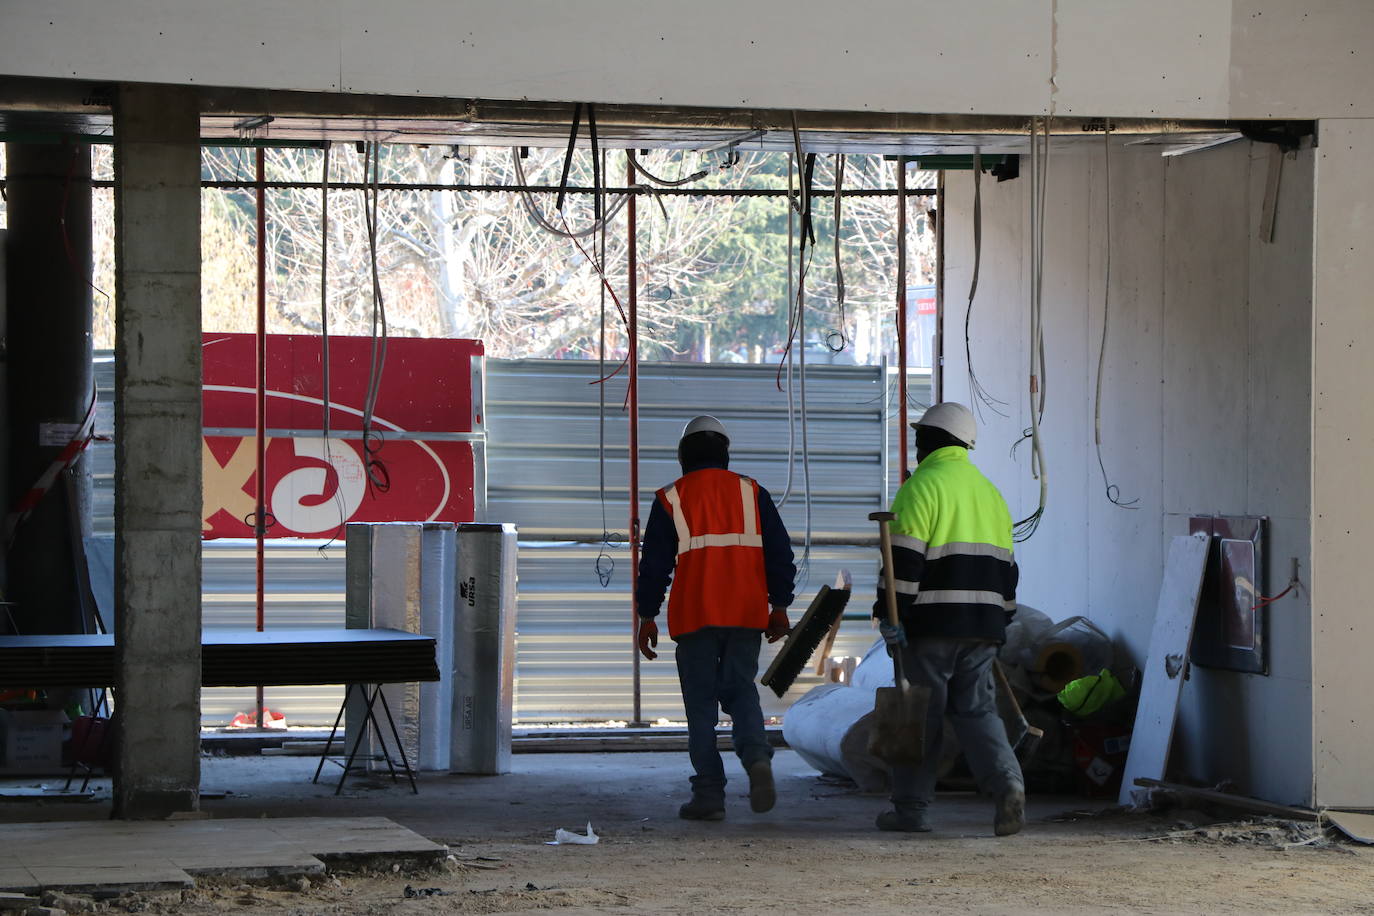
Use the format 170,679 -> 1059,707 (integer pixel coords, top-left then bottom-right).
867,683 -> 931,766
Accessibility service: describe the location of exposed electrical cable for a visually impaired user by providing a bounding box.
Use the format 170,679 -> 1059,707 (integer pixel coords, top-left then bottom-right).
1251,565 -> 1301,610
779,152 -> 798,509
965,150 -> 1007,420
1013,119 -> 1051,543
321,141 -> 331,446
360,141 -> 391,496
555,103 -> 583,214
825,153 -> 849,352
317,141 -> 349,552
593,145 -> 618,588
511,147 -> 630,239
587,105 -> 601,224
627,149 -> 710,187
778,118 -> 815,588
1094,123 -> 1138,509
776,146 -> 817,389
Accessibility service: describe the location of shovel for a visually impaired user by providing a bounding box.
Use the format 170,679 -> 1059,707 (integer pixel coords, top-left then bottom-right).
866,511 -> 930,767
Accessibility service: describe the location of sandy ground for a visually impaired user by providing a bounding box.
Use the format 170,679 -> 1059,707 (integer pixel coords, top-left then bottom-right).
5,751 -> 1374,915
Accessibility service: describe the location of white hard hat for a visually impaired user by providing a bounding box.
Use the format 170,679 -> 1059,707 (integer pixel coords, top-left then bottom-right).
682,415 -> 729,443
912,402 -> 976,449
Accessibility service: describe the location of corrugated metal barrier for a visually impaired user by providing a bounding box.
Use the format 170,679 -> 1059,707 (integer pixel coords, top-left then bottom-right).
91,355 -> 930,724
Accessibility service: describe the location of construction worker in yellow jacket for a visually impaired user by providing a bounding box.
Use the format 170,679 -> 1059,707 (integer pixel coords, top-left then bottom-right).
874,401 -> 1024,836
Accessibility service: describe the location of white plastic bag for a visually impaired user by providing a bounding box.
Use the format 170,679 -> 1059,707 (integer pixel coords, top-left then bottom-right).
547,822 -> 599,845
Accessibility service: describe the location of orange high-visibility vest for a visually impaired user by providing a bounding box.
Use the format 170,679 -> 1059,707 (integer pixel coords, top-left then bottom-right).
657,468 -> 770,638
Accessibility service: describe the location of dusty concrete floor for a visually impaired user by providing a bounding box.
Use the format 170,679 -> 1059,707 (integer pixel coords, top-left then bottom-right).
3,751 -> 1373,914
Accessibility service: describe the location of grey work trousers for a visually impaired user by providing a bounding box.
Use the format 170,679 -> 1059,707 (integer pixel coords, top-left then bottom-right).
674,627 -> 772,799
889,638 -> 1023,812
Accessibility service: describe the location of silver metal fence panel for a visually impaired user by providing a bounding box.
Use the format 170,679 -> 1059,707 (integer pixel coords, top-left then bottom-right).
90,355 -> 930,725
485,359 -> 893,538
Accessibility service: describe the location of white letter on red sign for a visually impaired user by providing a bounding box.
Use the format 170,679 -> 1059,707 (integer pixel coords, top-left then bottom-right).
270,438 -> 367,534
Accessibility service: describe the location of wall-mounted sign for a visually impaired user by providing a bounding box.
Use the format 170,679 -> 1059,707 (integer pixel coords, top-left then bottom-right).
201,333 -> 484,539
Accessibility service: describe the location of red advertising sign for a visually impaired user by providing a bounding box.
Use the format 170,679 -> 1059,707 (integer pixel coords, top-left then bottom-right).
201,333 -> 483,539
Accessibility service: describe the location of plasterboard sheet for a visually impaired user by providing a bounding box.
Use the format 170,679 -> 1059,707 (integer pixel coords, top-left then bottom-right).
1328,811 -> 1374,845
1118,534 -> 1209,806
1313,120 -> 1374,808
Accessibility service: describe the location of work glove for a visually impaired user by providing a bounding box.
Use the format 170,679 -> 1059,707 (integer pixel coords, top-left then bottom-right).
765,607 -> 791,643
637,617 -> 659,660
879,620 -> 907,653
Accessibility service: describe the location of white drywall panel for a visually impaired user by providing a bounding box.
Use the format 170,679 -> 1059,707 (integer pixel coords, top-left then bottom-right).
1014,153 -> 1093,620
1053,0 -> 1232,118
7,1 -> 1373,120
1173,143 -> 1314,807
0,2 -> 345,92
945,137 -> 1316,805
1247,147 -> 1314,526
1084,145 -> 1166,664
1311,118 -> 1374,808
1161,144 -> 1251,517
1230,0 -> 1374,119
336,1 -> 1052,114
941,169 -> 1027,498
1117,534 -> 1209,806
0,0 -> 1049,115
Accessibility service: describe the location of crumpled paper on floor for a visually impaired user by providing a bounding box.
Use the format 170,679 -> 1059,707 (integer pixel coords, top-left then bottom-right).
547,822 -> 599,845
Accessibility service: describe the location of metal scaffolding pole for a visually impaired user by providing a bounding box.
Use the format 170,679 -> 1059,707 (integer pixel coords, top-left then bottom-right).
627,155 -> 645,727
896,160 -> 909,477
254,146 -> 267,729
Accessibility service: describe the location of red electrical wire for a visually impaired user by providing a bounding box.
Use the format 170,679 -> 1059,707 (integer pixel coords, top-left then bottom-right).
564,221 -> 632,388
1251,581 -> 1296,611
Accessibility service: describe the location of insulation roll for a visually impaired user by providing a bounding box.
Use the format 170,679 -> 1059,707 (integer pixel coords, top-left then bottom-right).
782,682 -> 890,792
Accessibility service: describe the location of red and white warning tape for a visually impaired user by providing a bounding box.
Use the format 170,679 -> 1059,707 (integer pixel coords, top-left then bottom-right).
3,397 -> 101,547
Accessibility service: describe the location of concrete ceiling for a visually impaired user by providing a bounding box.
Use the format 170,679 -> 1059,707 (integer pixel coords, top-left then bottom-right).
0,77 -> 1262,157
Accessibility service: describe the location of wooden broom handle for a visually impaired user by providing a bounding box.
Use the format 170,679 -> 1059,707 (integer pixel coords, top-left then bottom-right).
869,511 -> 905,684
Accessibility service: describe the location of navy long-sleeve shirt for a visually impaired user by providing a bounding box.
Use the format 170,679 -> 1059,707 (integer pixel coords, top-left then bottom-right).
635,464 -> 796,620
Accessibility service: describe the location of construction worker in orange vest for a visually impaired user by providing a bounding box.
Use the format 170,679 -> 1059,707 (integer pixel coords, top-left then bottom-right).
637,415 -> 796,821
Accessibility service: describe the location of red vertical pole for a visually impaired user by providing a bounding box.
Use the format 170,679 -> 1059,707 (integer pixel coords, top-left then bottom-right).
254,146 -> 267,728
896,159 -> 909,477
627,156 -> 644,726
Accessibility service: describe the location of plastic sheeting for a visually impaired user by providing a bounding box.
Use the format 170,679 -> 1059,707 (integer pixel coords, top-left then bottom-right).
784,604 -> 1103,788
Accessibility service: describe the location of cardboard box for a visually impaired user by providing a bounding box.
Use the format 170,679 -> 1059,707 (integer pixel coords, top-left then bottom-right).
0,709 -> 68,773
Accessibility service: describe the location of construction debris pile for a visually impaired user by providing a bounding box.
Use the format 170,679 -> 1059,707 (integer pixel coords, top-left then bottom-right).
785,605 -> 1131,795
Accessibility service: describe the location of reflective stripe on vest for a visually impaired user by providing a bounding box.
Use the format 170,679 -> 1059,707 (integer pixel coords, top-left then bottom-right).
664,477 -> 763,556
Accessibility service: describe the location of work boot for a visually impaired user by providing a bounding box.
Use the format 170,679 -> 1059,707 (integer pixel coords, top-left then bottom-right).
679,795 -> 726,821
994,785 -> 1025,837
875,808 -> 931,833
747,759 -> 776,813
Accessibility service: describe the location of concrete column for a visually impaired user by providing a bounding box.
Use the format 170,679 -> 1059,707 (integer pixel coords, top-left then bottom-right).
111,84 -> 202,818
1311,119 -> 1374,809
3,141 -> 94,635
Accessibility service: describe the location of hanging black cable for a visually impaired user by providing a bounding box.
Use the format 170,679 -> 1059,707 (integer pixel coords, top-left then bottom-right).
360,141 -> 391,496
965,151 -> 1007,420
1094,124 -> 1138,509
555,103 -> 583,213
825,153 -> 848,352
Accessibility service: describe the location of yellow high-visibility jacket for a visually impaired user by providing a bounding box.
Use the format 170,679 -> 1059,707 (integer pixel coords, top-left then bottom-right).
875,446 -> 1018,642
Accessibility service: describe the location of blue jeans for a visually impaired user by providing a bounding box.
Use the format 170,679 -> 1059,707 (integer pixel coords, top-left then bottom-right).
674,627 -> 772,799
889,639 -> 1023,812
